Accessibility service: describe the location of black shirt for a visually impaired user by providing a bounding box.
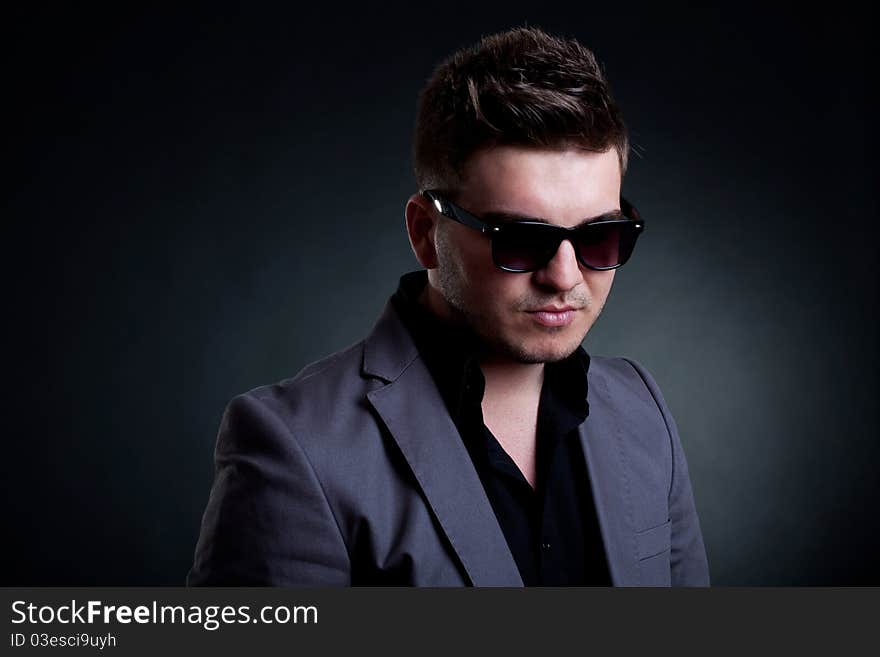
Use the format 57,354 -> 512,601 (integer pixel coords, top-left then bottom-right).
390,271 -> 610,586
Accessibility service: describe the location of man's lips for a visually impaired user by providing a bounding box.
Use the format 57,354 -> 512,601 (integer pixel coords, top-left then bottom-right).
527,305 -> 578,313
525,306 -> 581,327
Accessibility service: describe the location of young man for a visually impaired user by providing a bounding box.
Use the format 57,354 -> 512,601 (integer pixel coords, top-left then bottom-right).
188,27 -> 709,586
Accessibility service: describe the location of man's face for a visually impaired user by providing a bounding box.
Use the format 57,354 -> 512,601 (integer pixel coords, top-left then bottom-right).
427,145 -> 622,364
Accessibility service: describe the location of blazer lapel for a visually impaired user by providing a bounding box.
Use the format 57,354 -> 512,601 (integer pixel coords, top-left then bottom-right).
363,301 -> 523,587
579,366 -> 639,586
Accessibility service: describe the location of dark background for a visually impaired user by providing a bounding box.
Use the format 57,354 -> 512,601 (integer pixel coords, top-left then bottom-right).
5,3 -> 877,585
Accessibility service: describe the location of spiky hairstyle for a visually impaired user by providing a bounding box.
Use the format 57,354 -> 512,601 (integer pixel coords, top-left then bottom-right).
413,27 -> 629,192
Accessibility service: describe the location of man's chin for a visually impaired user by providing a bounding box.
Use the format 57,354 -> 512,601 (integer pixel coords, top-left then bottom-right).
493,336 -> 583,364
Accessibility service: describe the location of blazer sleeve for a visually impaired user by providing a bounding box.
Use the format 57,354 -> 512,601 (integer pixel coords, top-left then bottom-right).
624,359 -> 711,586
187,391 -> 351,585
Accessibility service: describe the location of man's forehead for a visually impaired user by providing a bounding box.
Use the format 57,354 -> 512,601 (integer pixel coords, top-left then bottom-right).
458,145 -> 622,225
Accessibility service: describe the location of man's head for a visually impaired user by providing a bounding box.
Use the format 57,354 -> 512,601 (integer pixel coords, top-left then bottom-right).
405,27 -> 631,364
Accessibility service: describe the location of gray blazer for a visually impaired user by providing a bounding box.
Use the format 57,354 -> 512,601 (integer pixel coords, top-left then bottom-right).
188,298 -> 709,586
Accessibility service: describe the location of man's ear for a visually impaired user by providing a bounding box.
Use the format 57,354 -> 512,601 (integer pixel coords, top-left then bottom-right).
404,193 -> 439,269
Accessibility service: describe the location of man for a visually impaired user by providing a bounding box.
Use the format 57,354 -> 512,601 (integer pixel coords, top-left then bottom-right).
188,27 -> 709,586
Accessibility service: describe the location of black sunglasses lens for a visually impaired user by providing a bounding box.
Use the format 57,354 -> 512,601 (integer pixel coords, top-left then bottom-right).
491,221 -> 641,272
492,226 -> 559,272
577,222 -> 638,269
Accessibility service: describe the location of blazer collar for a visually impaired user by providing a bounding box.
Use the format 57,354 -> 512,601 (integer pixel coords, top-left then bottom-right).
362,299 -> 421,383
363,299 -> 523,586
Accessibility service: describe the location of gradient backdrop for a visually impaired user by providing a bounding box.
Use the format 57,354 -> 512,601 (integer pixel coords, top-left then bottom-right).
6,4 -> 877,585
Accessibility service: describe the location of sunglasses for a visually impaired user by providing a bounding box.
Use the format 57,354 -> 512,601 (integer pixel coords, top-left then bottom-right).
422,190 -> 645,273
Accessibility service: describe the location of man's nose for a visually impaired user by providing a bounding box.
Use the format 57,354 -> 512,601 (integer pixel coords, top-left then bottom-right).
532,239 -> 583,290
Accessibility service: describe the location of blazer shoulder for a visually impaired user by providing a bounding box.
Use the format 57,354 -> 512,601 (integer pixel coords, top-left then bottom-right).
291,339 -> 367,383
587,354 -> 680,467
230,339 -> 382,457
588,355 -> 667,412
243,340 -> 368,408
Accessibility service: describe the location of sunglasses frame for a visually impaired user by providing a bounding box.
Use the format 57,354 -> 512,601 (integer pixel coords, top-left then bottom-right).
422,190 -> 646,272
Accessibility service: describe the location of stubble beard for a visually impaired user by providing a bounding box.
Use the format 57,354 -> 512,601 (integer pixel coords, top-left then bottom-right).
435,260 -> 599,364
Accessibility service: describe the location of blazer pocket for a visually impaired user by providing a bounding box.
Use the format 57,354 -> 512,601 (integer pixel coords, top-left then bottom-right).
636,519 -> 671,561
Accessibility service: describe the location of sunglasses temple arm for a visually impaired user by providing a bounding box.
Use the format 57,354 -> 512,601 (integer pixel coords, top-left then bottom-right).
449,206 -> 494,233
423,191 -> 486,232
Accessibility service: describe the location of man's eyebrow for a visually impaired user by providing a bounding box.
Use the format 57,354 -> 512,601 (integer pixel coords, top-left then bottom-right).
480,208 -> 624,226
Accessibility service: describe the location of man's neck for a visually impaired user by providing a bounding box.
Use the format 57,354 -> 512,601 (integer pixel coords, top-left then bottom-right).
479,357 -> 545,403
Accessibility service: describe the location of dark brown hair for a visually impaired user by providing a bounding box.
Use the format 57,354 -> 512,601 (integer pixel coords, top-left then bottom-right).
413,26 -> 629,192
